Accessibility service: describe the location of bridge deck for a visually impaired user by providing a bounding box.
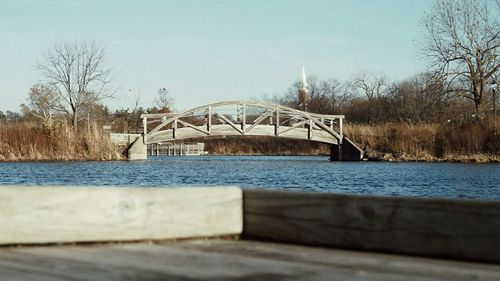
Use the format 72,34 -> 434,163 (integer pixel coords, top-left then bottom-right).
1,239 -> 498,281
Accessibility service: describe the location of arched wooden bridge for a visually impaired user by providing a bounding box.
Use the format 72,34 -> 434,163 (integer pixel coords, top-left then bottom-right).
141,100 -> 344,145
130,100 -> 362,161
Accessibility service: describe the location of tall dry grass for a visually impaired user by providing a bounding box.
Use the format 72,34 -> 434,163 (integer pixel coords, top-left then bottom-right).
197,136 -> 330,156
345,123 -> 438,160
345,120 -> 499,162
0,121 -> 123,161
79,122 -> 124,160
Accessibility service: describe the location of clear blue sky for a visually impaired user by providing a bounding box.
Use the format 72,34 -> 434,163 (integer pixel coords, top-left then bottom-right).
0,0 -> 435,112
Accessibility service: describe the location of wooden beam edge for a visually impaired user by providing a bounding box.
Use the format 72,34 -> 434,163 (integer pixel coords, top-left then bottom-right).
0,186 -> 243,245
242,189 -> 500,264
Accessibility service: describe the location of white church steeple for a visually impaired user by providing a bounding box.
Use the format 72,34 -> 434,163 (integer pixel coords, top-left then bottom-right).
298,66 -> 309,111
300,66 -> 308,90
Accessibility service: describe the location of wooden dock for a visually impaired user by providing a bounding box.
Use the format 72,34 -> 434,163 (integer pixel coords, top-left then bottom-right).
0,186 -> 499,280
148,142 -> 207,156
1,239 -> 499,281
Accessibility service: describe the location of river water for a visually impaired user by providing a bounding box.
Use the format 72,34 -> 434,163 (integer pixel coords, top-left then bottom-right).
0,156 -> 499,200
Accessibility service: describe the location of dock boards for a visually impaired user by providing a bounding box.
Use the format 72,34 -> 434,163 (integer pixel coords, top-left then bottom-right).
1,239 -> 499,281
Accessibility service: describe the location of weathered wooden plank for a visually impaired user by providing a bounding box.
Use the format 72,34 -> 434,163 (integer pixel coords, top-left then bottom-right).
243,189 -> 500,263
0,240 -> 498,281
0,186 -> 242,244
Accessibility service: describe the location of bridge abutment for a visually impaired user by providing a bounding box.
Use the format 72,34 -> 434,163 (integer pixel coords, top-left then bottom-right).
127,135 -> 147,160
330,137 -> 364,161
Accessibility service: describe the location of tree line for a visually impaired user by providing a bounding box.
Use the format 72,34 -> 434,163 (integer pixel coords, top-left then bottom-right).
1,87 -> 173,135
271,71 -> 490,124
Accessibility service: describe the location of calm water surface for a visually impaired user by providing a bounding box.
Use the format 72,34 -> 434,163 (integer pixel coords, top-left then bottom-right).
0,156 -> 499,200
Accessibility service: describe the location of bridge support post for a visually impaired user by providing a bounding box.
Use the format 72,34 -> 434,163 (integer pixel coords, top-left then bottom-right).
330,137 -> 364,161
330,144 -> 343,161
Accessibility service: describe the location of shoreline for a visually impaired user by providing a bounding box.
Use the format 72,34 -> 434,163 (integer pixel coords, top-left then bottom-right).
0,152 -> 125,163
1,153 -> 498,163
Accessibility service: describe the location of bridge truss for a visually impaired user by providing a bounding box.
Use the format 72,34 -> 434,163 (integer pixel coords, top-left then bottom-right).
141,100 -> 345,145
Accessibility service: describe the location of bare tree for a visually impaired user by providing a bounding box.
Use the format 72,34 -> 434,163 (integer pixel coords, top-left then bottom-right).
309,78 -> 345,114
421,0 -> 499,115
155,88 -> 174,112
351,72 -> 389,100
277,77 -> 346,114
37,41 -> 114,132
24,84 -> 60,127
387,73 -> 453,123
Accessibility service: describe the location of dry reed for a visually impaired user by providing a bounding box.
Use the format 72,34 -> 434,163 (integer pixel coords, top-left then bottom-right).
0,121 -> 123,162
198,136 -> 330,156
345,121 -> 499,162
